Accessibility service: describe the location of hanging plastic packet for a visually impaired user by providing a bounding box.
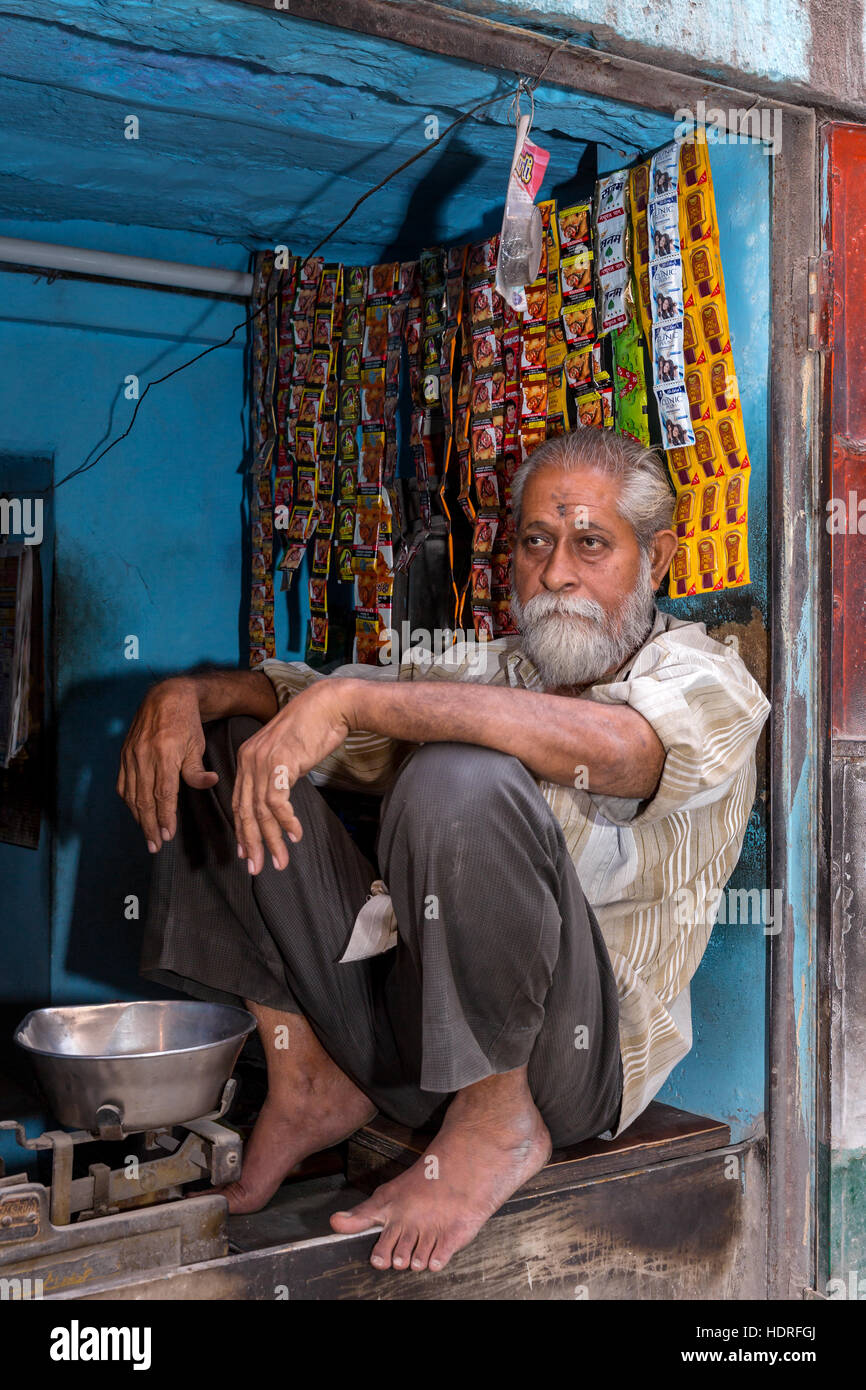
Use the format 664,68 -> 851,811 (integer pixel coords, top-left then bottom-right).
560,247 -> 593,301
593,170 -> 631,336
628,162 -> 653,342
565,343 -> 594,391
612,317 -> 650,446
561,299 -> 596,347
574,390 -> 603,429
557,203 -> 591,251
495,111 -> 550,313
647,142 -> 695,450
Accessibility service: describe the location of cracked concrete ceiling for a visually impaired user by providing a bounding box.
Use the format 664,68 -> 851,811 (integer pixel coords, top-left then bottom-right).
0,0 -> 676,256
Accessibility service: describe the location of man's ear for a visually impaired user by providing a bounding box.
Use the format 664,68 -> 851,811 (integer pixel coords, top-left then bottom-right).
650,529 -> 679,589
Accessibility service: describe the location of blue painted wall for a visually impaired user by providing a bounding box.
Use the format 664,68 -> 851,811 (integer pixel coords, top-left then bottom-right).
0,7 -> 771,1150
0,220 -> 250,1016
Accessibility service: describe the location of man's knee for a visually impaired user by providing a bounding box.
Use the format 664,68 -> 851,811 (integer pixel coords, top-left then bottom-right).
395,741 -> 529,803
385,741 -> 555,846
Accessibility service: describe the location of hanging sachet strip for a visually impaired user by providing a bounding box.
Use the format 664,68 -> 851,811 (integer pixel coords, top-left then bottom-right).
399,266 -> 425,568
248,249 -> 280,665
558,201 -> 598,422
396,249 -> 448,578
647,143 -> 695,451
336,265 -> 366,594
493,289 -> 522,640
612,316 -> 650,446
585,175 -> 623,429
629,162 -> 653,343
667,131 -> 752,595
276,255 -> 321,588
558,198 -> 608,430
278,258 -> 337,587
544,201 -> 568,440
384,261 -> 417,552
625,137 -> 751,596
274,254 -> 300,566
248,250 -> 270,665
353,261 -> 399,662
558,198 -> 595,384
420,249 -> 447,528
370,262 -> 399,658
448,292 -> 476,619
374,487 -> 394,650
454,305 -> 476,534
463,234 -> 502,640
436,244 -> 467,628
518,216 -> 548,467
484,280 -> 523,639
594,171 -> 632,340
307,265 -> 343,657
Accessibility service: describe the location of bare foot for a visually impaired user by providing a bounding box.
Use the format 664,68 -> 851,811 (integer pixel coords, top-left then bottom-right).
329,1069 -> 551,1272
216,1074 -> 376,1215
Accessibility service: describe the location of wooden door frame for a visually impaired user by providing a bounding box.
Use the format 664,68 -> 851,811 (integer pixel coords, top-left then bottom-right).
230,0 -> 826,1300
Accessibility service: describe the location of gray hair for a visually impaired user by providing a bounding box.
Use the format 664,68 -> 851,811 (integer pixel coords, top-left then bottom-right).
510,428 -> 675,555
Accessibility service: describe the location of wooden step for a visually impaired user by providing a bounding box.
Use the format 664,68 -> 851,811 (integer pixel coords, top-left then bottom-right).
347,1101 -> 731,1199
80,1117 -> 756,1299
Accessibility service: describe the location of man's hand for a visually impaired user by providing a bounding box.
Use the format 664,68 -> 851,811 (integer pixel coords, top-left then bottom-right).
117,678 -> 218,851
232,678 -> 355,875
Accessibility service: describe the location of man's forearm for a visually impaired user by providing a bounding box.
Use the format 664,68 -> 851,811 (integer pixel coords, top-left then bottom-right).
343,677 -> 663,798
167,670 -> 279,724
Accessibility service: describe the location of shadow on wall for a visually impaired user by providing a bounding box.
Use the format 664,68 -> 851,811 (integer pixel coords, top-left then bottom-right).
58,672 -> 192,1001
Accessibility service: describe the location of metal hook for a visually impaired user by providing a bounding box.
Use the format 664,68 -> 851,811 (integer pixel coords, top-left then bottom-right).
509,77 -> 535,135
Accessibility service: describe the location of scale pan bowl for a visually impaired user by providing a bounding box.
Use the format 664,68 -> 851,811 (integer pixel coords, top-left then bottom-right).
14,1001 -> 256,1133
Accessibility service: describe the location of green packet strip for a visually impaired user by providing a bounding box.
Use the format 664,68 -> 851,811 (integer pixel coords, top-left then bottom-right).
612,316 -> 650,446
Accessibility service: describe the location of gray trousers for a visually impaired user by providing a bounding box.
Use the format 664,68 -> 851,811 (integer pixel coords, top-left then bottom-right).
141,717 -> 622,1147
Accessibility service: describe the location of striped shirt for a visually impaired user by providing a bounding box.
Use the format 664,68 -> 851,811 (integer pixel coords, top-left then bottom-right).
258,604 -> 770,1136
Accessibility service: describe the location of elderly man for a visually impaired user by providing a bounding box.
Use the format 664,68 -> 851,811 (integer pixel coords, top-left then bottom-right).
120,429 -> 770,1275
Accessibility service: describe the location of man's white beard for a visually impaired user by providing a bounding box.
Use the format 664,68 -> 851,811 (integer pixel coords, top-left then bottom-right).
510,552 -> 656,690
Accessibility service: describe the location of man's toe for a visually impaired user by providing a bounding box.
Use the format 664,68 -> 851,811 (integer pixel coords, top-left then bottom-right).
391,1228 -> 419,1270
329,1200 -> 384,1235
410,1231 -> 436,1271
428,1235 -> 458,1272
370,1221 -> 401,1269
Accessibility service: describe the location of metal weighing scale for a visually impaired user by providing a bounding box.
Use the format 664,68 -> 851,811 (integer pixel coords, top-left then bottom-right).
0,1001 -> 253,1297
